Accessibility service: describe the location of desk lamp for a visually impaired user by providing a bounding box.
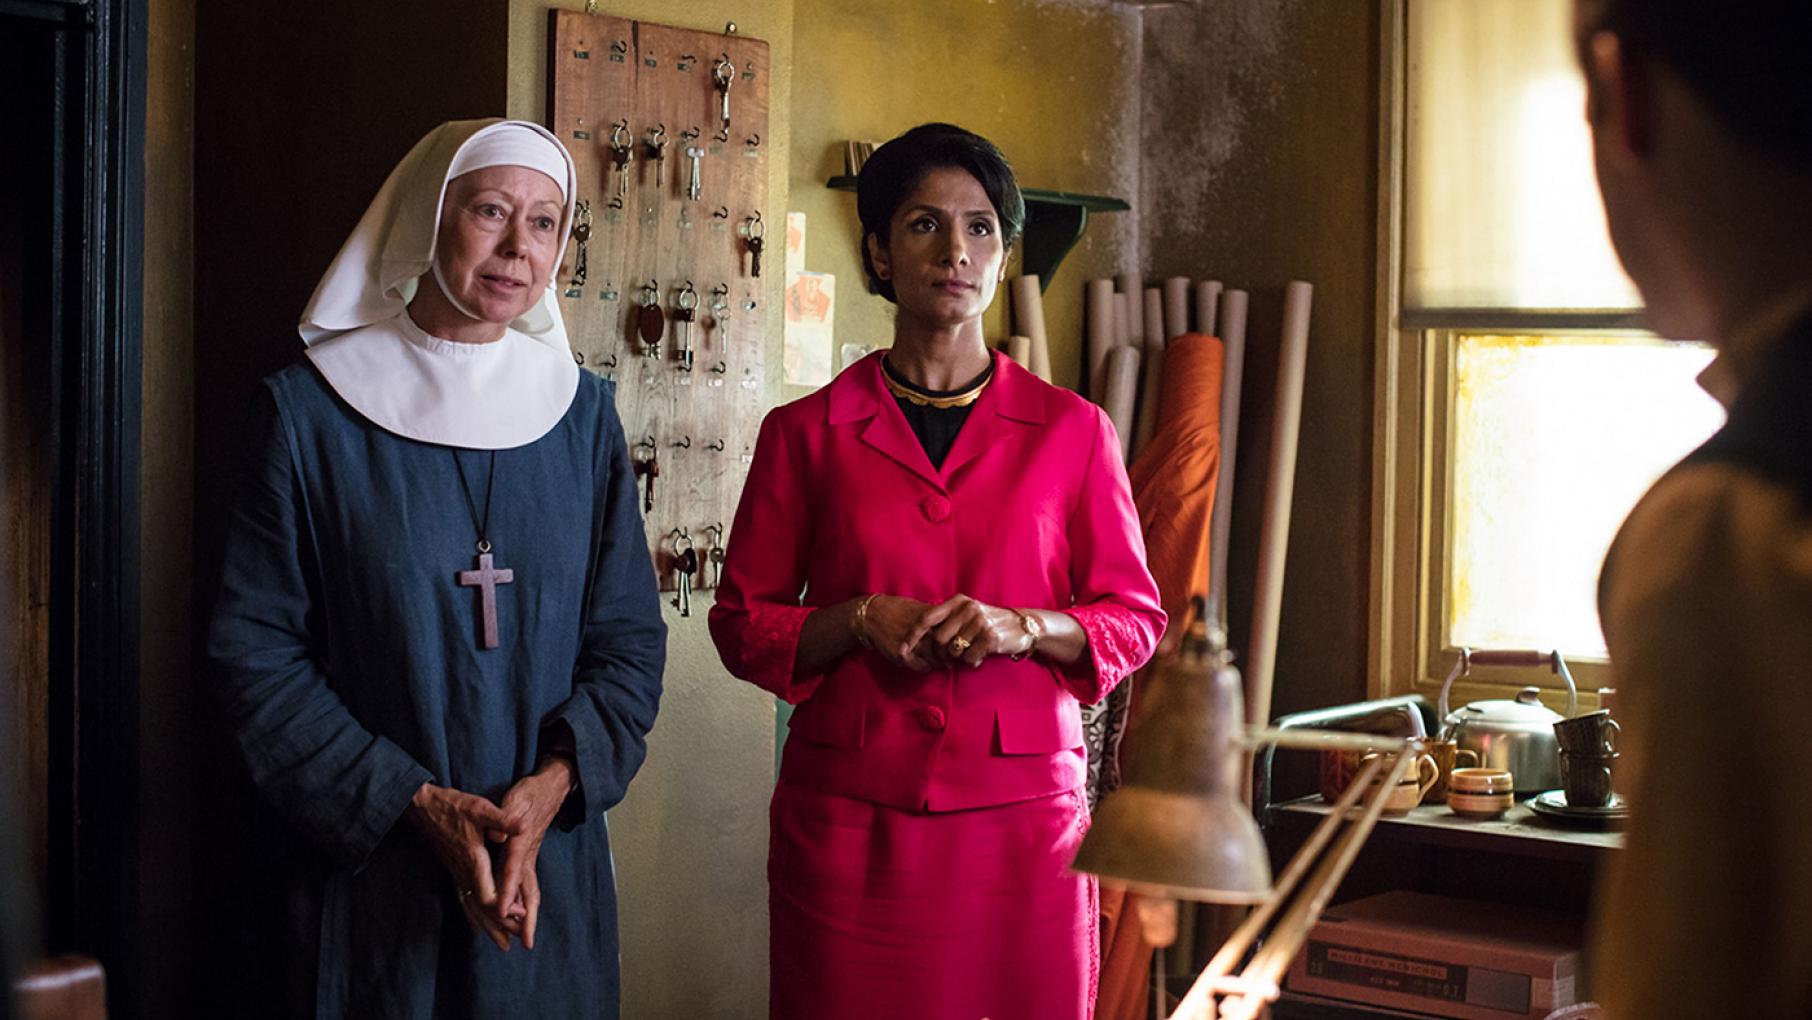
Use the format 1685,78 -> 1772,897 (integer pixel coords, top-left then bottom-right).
1073,612 -> 1414,1020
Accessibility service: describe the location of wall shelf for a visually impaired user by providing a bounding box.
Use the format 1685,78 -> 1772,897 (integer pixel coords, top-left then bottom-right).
826,175 -> 1129,291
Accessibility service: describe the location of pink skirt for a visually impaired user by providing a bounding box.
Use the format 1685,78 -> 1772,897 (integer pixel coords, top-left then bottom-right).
769,780 -> 1098,1020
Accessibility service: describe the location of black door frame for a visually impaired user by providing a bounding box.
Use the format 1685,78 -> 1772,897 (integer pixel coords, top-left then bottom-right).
2,0 -> 145,1006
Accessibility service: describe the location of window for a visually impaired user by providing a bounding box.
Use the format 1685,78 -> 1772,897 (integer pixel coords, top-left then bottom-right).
1371,0 -> 1725,709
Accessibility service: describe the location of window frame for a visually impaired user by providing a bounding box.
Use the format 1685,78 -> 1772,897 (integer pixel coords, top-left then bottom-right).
1369,0 -> 1647,714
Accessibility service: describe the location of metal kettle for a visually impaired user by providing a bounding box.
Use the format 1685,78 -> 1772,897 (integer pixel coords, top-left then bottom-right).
1436,649 -> 1578,794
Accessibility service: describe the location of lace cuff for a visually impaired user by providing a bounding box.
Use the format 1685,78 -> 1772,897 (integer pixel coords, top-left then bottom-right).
1059,603 -> 1155,705
739,603 -> 822,703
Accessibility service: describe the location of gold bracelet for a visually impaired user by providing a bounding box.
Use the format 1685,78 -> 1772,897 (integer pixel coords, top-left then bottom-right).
853,593 -> 880,648
1011,609 -> 1044,661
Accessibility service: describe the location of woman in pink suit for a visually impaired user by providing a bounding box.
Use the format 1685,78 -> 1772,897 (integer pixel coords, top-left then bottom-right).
709,123 -> 1165,1020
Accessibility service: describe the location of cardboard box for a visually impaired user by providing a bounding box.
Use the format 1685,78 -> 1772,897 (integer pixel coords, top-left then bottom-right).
1284,891 -> 1583,1019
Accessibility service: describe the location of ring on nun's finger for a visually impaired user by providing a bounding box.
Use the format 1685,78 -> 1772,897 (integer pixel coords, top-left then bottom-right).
948,637 -> 972,655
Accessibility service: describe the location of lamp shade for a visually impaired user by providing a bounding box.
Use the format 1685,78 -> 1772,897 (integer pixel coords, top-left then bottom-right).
1071,614 -> 1272,903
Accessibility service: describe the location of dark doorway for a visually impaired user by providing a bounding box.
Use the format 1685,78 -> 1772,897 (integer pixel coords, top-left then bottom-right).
0,0 -> 145,1011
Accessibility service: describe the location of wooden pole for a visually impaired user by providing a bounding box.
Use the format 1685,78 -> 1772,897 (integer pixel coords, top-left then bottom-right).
1207,289 -> 1249,616
1009,275 -> 1053,382
1245,282 -> 1313,729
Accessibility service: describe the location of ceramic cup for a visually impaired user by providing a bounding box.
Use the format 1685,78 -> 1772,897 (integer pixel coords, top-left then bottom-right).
1362,751 -> 1439,815
1559,750 -> 1618,808
1318,748 -> 1368,804
1448,767 -> 1516,818
1424,738 -> 1482,805
1553,710 -> 1620,755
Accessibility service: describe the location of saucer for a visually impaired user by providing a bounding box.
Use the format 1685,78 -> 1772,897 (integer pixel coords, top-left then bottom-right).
1528,789 -> 1629,826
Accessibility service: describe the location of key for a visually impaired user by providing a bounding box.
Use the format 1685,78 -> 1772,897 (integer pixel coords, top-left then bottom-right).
685,146 -> 705,201
645,124 -> 667,187
708,546 -> 725,590
672,282 -> 698,370
744,211 -> 765,278
709,283 -> 730,347
671,545 -> 698,617
609,121 -> 634,198
634,447 -> 659,513
712,55 -> 735,131
635,280 -> 664,357
568,200 -> 592,288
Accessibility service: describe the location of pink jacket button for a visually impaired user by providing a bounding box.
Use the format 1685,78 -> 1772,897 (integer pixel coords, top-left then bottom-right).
920,495 -> 951,523
917,706 -> 947,732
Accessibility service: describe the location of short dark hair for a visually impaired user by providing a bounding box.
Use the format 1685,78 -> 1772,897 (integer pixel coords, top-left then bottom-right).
855,123 -> 1026,302
1585,0 -> 1812,170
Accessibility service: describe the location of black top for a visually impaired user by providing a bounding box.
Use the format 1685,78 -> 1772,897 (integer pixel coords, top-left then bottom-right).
882,356 -> 996,470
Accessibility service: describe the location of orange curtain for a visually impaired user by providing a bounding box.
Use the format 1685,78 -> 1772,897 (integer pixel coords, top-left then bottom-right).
1096,333 -> 1226,1020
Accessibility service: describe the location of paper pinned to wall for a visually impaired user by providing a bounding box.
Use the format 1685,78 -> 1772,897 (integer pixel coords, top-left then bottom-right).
783,211 -> 835,387
785,270 -> 835,387
785,211 -> 806,279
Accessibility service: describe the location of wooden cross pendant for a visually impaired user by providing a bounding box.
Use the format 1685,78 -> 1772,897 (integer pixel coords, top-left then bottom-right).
457,551 -> 514,649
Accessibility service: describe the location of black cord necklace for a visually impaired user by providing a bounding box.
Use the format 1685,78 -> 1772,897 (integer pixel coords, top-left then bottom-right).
453,449 -> 513,649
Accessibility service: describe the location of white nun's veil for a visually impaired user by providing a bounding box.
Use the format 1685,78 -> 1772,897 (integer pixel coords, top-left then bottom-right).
297,119 -> 583,450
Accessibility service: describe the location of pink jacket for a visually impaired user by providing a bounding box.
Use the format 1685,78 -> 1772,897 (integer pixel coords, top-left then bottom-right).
709,351 -> 1166,811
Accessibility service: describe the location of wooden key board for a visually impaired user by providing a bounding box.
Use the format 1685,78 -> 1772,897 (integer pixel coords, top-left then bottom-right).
547,9 -> 770,594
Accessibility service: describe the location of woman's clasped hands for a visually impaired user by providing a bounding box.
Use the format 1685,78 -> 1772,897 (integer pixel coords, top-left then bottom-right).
404,757 -> 573,952
858,594 -> 1035,670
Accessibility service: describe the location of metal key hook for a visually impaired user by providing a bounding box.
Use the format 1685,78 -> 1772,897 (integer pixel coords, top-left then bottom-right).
646,122 -> 667,147
704,521 -> 725,542
640,279 -> 660,305
672,435 -> 692,449
675,280 -> 699,311
707,438 -> 726,452
745,209 -> 765,239
609,118 -> 631,148
711,53 -> 734,87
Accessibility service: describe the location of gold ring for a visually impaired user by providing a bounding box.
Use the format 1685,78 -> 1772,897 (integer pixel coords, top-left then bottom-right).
949,637 -> 972,654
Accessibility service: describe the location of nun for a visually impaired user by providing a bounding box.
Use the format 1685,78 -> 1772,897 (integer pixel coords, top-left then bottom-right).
207,118 -> 665,1018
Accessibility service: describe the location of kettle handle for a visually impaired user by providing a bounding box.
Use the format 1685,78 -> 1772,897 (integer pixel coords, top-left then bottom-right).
1440,648 -> 1580,723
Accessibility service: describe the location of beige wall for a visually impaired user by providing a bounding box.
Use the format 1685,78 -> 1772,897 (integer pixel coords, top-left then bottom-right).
788,0 -> 1143,397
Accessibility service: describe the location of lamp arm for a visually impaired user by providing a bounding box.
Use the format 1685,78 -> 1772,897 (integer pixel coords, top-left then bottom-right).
1170,747 -> 1418,1020
1240,727 -> 1415,755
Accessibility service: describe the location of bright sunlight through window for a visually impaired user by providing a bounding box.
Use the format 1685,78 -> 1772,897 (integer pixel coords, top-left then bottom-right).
1447,335 -> 1724,658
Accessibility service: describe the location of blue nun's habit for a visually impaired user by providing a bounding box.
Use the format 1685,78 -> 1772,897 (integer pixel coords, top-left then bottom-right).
207,119 -> 665,1019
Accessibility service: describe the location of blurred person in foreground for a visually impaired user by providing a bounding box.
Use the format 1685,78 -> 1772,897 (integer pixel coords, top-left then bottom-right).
1575,1 -> 1812,1015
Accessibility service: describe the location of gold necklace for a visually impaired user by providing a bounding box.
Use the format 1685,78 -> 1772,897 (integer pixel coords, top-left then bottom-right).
882,363 -> 992,409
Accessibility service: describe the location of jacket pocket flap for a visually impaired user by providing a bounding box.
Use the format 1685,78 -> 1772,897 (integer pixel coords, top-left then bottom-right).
787,702 -> 866,749
995,705 -> 1085,755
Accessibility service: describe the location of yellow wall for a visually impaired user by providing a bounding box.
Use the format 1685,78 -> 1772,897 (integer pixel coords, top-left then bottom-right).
788,0 -> 1142,396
